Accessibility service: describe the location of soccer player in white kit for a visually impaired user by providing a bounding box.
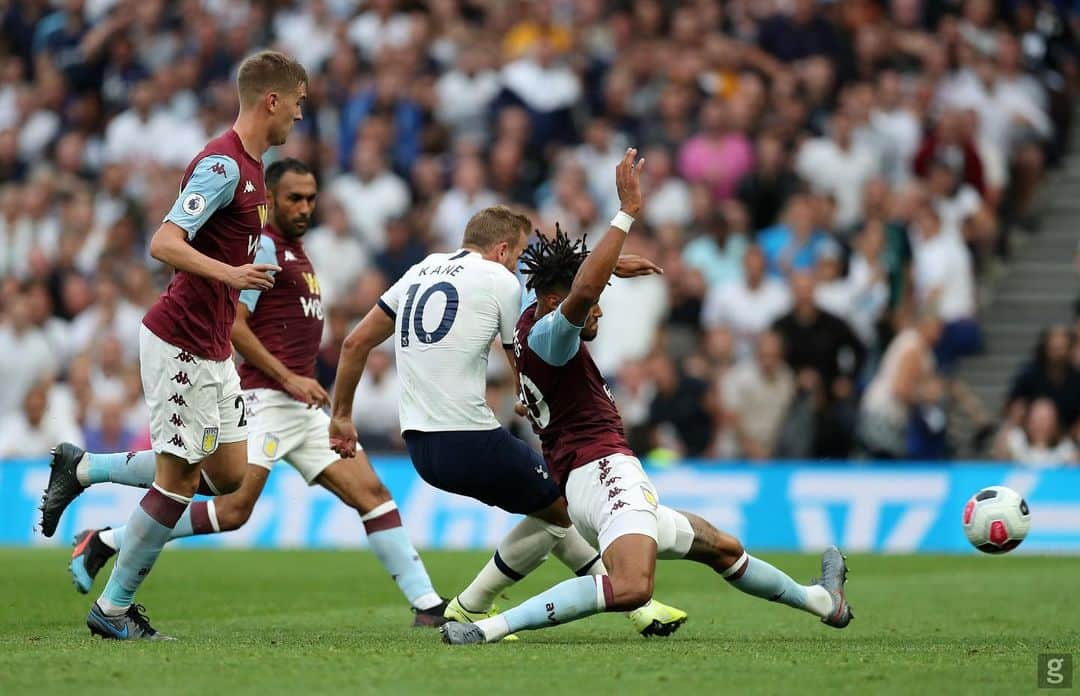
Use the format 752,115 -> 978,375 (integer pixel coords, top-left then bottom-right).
329,206 -> 687,638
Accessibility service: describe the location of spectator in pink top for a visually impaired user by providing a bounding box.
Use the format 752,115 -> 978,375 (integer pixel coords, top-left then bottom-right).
678,98 -> 754,202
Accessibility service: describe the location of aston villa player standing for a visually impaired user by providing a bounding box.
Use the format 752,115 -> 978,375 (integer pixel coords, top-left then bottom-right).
40,51 -> 308,640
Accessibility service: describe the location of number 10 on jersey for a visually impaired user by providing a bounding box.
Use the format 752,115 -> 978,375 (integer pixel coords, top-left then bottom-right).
400,282 -> 460,347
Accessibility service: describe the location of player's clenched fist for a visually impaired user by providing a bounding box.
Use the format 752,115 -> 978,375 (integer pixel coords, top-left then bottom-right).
614,147 -> 645,218
225,263 -> 281,290
329,414 -> 359,458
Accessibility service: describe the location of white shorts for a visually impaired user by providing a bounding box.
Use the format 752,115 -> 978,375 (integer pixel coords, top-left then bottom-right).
244,389 -> 349,484
564,453 -> 694,557
140,324 -> 246,464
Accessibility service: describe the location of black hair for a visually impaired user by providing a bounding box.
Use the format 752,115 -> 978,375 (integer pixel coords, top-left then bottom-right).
264,157 -> 313,191
520,223 -> 589,295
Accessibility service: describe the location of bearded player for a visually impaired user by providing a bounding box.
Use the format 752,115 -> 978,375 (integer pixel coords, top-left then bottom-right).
39,51 -> 308,640
441,149 -> 854,645
60,158 -> 448,627
329,203 -> 686,639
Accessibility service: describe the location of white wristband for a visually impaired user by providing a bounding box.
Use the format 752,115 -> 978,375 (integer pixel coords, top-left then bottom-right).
610,210 -> 635,234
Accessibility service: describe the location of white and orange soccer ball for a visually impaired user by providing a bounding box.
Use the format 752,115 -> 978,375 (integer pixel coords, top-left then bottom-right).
962,485 -> 1031,554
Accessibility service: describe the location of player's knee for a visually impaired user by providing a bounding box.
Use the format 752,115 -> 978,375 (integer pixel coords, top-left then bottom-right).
608,573 -> 654,611
214,497 -> 254,531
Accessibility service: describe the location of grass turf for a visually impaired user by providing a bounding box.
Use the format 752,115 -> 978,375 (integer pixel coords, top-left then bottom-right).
0,549 -> 1076,695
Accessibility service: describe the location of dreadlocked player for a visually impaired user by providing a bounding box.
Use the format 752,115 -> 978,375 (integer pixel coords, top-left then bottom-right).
441,148 -> 854,645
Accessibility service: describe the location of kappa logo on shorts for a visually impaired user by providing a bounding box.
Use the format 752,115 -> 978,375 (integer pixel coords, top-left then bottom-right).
169,434 -> 185,448
610,500 -> 629,512
607,487 -> 626,500
169,394 -> 188,407
169,413 -> 185,427
175,350 -> 196,363
201,427 -> 219,453
262,434 -> 279,459
171,371 -> 191,385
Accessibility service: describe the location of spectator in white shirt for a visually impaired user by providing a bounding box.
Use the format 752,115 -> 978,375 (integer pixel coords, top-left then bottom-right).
925,156 -> 996,259
642,145 -> 693,230
69,275 -> 144,362
796,110 -> 879,230
721,330 -> 796,460
702,245 -> 791,360
274,0 -> 340,71
328,139 -> 411,251
573,116 -> 627,214
911,204 -> 983,373
0,293 -> 57,419
431,156 -> 500,252
994,398 -> 1078,468
304,193 -> 369,306
102,79 -> 179,166
435,44 -> 500,143
0,380 -> 82,458
351,346 -> 401,451
347,0 -> 413,60
813,237 -> 887,349
871,70 -> 921,186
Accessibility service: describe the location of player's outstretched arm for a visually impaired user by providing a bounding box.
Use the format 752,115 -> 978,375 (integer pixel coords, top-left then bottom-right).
560,148 -> 645,326
149,222 -> 280,290
329,306 -> 395,457
231,305 -> 329,407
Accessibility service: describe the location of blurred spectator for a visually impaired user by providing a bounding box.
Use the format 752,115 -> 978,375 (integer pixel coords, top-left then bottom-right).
859,316 -> 942,458
813,234 -> 888,350
910,204 -> 983,372
737,132 -> 799,231
82,398 -> 138,453
642,145 -> 692,230
702,245 -> 790,360
1006,326 -> 1080,432
351,346 -> 401,451
645,353 -> 713,458
796,111 -> 878,230
432,156 -> 499,252
678,99 -> 754,203
906,375 -> 950,460
682,205 -> 748,288
757,195 -> 830,278
305,193 -> 370,306
328,139 -> 411,251
994,398 -> 1078,468
0,380 -> 81,458
0,292 -> 57,418
436,43 -> 500,143
721,331 -> 795,460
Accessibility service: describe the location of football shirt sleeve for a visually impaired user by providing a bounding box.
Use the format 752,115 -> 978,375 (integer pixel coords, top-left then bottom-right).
527,302 -> 583,366
164,155 -> 240,240
238,235 -> 278,312
377,273 -> 409,320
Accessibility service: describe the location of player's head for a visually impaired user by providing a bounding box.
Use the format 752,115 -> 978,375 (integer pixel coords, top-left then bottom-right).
462,205 -> 531,273
236,51 -> 309,146
265,158 -> 317,237
521,224 -> 602,341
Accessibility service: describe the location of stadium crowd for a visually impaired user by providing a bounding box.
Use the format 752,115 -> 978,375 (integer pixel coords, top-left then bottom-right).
0,0 -> 1078,466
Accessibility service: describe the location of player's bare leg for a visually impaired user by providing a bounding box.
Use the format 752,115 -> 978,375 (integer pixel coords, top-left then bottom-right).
679,511 -> 852,628
314,453 -> 446,626
198,440 -> 249,495
87,452 -> 200,640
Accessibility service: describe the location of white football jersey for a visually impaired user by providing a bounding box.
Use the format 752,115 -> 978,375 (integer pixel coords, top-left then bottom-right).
377,250 -> 521,432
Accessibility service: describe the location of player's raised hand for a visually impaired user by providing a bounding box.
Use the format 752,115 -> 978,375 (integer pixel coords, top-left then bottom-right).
614,254 -> 664,278
225,263 -> 281,291
614,148 -> 645,218
283,374 -> 330,408
329,414 -> 359,458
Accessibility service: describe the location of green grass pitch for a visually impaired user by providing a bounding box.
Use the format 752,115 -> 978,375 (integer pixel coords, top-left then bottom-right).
1,549 -> 1076,695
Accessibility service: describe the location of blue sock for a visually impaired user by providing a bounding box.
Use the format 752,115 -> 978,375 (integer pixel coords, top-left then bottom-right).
97,486 -> 188,614
723,553 -> 808,608
489,575 -> 607,638
363,502 -> 440,609
83,450 -> 156,488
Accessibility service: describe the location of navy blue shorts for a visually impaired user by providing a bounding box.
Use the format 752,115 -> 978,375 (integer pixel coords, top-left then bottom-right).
403,428 -> 561,515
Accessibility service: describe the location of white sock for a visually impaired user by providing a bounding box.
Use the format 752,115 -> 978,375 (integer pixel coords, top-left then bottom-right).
473,614 -> 511,642
803,584 -> 834,618
96,595 -> 127,617
457,517 -> 566,612
75,458 -> 91,487
98,528 -> 118,550
413,593 -> 444,611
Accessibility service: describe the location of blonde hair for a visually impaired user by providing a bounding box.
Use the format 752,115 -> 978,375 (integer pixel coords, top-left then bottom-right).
236,51 -> 308,108
462,206 -> 531,250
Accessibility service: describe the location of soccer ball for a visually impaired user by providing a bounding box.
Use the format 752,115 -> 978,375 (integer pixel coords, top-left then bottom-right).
962,485 -> 1031,554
